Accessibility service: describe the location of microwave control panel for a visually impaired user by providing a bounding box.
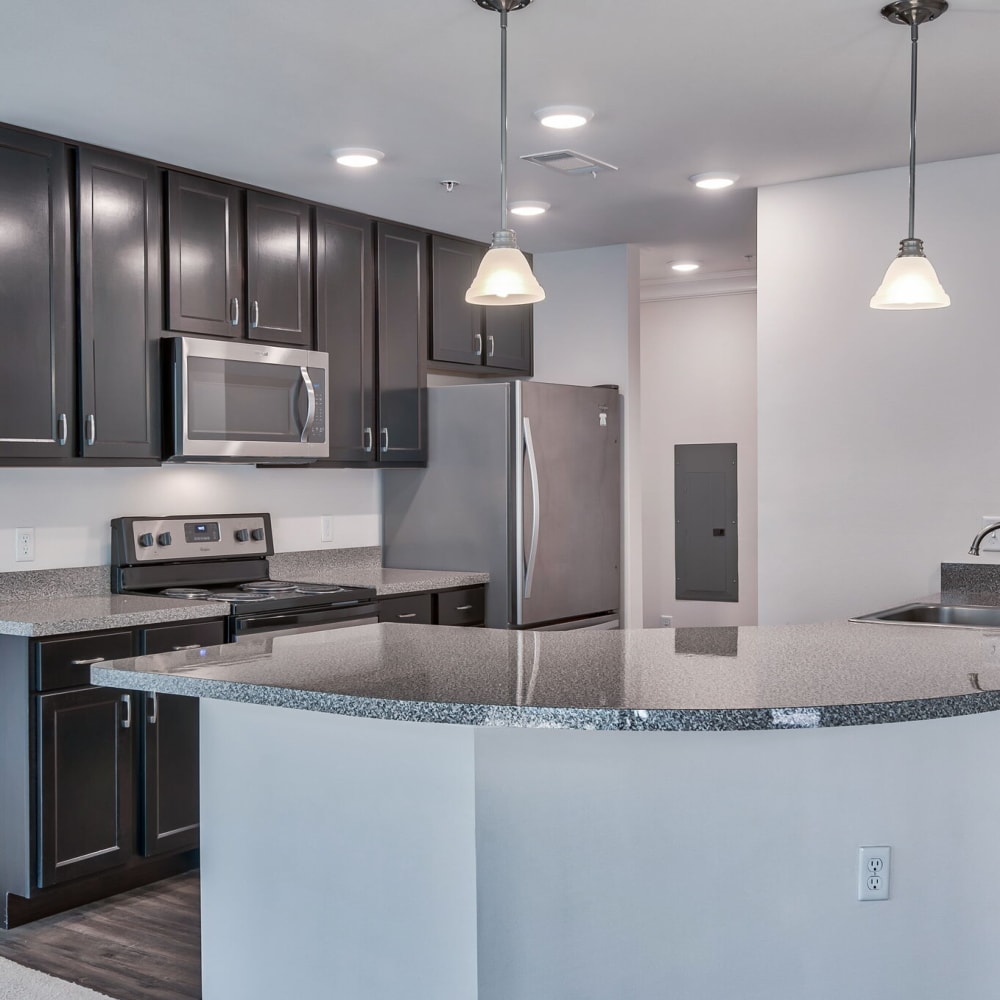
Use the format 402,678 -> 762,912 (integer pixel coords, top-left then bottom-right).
111,513 -> 274,564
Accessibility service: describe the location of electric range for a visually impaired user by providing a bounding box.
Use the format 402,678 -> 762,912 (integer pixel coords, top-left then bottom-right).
111,513 -> 378,640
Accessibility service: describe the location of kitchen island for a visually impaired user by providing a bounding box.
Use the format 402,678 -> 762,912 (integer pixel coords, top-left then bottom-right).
93,621 -> 1000,1000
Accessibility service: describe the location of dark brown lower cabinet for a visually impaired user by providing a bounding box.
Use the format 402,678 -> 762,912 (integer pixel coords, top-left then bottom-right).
378,585 -> 486,627
37,686 -> 134,887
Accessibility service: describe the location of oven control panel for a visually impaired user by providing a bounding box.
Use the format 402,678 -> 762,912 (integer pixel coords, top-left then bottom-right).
111,514 -> 274,564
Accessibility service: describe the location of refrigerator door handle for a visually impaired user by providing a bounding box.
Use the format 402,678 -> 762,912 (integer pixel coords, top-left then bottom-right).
523,416 -> 541,599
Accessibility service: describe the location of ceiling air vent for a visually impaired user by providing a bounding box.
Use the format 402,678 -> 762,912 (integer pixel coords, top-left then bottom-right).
520,149 -> 619,176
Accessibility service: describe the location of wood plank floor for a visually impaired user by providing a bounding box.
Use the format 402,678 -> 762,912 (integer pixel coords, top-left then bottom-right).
0,871 -> 201,1000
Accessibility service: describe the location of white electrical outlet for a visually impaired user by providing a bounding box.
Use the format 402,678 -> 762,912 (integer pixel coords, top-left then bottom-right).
15,527 -> 35,562
980,516 -> 1000,553
320,516 -> 333,543
858,846 -> 891,901
660,615 -> 673,627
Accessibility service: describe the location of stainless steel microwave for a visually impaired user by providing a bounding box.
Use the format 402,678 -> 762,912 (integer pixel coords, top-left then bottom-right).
167,337 -> 329,462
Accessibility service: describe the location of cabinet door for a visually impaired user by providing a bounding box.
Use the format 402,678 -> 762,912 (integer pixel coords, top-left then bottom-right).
37,686 -> 134,886
166,172 -> 243,338
246,191 -> 312,347
0,128 -> 74,461
483,302 -> 533,373
315,206 -> 375,463
430,236 -> 484,366
137,619 -> 223,856
78,149 -> 163,460
376,223 -> 428,465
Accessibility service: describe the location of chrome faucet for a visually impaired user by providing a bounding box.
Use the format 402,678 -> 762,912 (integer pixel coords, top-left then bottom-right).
969,521 -> 1000,556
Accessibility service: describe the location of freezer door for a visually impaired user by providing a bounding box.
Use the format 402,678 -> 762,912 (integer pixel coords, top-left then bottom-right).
514,381 -> 620,626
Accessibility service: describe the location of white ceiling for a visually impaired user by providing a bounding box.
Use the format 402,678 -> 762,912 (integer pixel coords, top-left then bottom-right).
1,0 -> 997,282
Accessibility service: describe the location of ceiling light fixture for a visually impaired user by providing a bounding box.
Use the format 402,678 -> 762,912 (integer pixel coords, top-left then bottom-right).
533,105 -> 594,130
465,0 -> 545,307
690,172 -> 739,190
509,200 -> 550,217
870,0 -> 950,309
331,147 -> 384,168
670,261 -> 701,273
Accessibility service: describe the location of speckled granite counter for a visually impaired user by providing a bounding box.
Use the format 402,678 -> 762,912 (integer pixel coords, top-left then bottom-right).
91,618 -> 1000,730
268,548 -> 488,595
0,594 -> 229,637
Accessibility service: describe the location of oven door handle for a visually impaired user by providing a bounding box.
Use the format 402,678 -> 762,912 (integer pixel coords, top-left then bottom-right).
242,615 -> 300,631
299,367 -> 316,443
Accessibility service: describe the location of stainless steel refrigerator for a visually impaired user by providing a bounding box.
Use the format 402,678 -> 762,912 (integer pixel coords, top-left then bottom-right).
382,381 -> 620,630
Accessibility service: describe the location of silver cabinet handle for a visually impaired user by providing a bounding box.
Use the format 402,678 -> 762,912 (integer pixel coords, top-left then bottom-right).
396,613 -> 417,619
487,335 -> 495,358
56,413 -> 68,446
381,427 -> 389,453
299,367 -> 316,443
85,414 -> 96,447
121,694 -> 132,729
363,427 -> 373,453
230,296 -> 240,326
171,644 -> 203,651
148,692 -> 158,725
251,299 -> 260,328
474,333 -> 483,356
71,656 -> 105,666
522,417 -> 541,600
454,605 -> 473,611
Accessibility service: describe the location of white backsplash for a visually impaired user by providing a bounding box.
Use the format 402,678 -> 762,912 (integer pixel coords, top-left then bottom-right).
0,465 -> 381,571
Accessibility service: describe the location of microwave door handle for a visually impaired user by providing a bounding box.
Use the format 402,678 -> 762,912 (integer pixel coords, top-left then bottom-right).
299,367 -> 316,443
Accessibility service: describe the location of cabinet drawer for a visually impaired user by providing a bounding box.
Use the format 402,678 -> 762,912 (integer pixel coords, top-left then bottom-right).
35,631 -> 134,692
435,587 -> 485,626
378,593 -> 433,624
140,619 -> 227,654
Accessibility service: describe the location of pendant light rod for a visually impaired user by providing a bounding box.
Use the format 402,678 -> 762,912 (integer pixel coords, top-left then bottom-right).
907,16 -> 918,240
499,3 -> 509,233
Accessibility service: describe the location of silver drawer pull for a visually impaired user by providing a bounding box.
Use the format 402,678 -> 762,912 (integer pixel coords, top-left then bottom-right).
121,694 -> 132,729
487,335 -> 495,358
381,427 -> 389,453
454,605 -> 473,611
56,413 -> 68,446
396,612 -> 417,619
148,692 -> 158,725
251,299 -> 260,328
71,656 -> 105,666
172,644 -> 203,651
474,332 -> 483,356
230,296 -> 240,326
85,414 -> 96,447
363,427 -> 373,453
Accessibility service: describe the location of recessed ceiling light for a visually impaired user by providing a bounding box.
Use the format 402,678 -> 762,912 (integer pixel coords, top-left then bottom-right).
689,172 -> 739,190
332,147 -> 384,168
509,200 -> 550,217
670,261 -> 701,273
533,105 -> 595,130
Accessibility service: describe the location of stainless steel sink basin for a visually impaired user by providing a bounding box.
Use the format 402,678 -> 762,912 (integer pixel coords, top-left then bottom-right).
850,603 -> 1000,629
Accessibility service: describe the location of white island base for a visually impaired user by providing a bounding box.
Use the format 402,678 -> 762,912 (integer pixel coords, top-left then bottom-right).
199,699 -> 1000,1000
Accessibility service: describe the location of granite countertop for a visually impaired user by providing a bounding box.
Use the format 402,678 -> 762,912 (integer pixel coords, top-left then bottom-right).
0,594 -> 229,637
91,616 -> 1000,731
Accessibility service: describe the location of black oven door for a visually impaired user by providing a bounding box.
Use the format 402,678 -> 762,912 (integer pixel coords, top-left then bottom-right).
232,603 -> 377,641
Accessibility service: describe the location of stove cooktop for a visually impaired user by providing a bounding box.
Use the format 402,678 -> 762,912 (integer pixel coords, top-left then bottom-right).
155,580 -> 376,614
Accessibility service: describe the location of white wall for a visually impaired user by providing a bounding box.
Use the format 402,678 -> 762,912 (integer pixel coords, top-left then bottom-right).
0,466 -> 380,572
532,245 -> 643,627
758,152 -> 1000,624
640,291 -> 758,627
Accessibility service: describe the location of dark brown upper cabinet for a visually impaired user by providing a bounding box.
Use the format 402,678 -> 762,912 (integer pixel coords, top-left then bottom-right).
246,191 -> 312,346
166,173 -> 312,348
314,206 -> 376,463
166,172 -> 243,339
377,223 -> 428,465
429,234 -> 533,376
0,128 -> 74,461
78,149 -> 163,461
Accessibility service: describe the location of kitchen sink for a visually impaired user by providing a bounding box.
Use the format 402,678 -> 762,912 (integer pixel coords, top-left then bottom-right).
850,603 -> 1000,629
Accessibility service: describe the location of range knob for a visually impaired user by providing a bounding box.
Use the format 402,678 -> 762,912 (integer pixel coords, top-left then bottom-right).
138,532 -> 154,548
157,531 -> 172,547
234,528 -> 251,542
250,527 -> 265,542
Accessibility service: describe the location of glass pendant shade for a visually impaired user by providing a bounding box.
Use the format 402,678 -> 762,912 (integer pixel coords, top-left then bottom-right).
465,244 -> 545,305
870,248 -> 950,309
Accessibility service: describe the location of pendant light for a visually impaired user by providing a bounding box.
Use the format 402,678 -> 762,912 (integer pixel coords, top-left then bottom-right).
465,0 -> 545,306
870,0 -> 950,310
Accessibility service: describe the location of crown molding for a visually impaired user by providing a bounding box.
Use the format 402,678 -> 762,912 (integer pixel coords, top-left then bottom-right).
640,268 -> 757,302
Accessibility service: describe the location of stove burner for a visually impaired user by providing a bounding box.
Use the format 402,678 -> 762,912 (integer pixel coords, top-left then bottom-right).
293,583 -> 348,595
207,591 -> 273,602
161,588 -> 212,600
241,580 -> 297,593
